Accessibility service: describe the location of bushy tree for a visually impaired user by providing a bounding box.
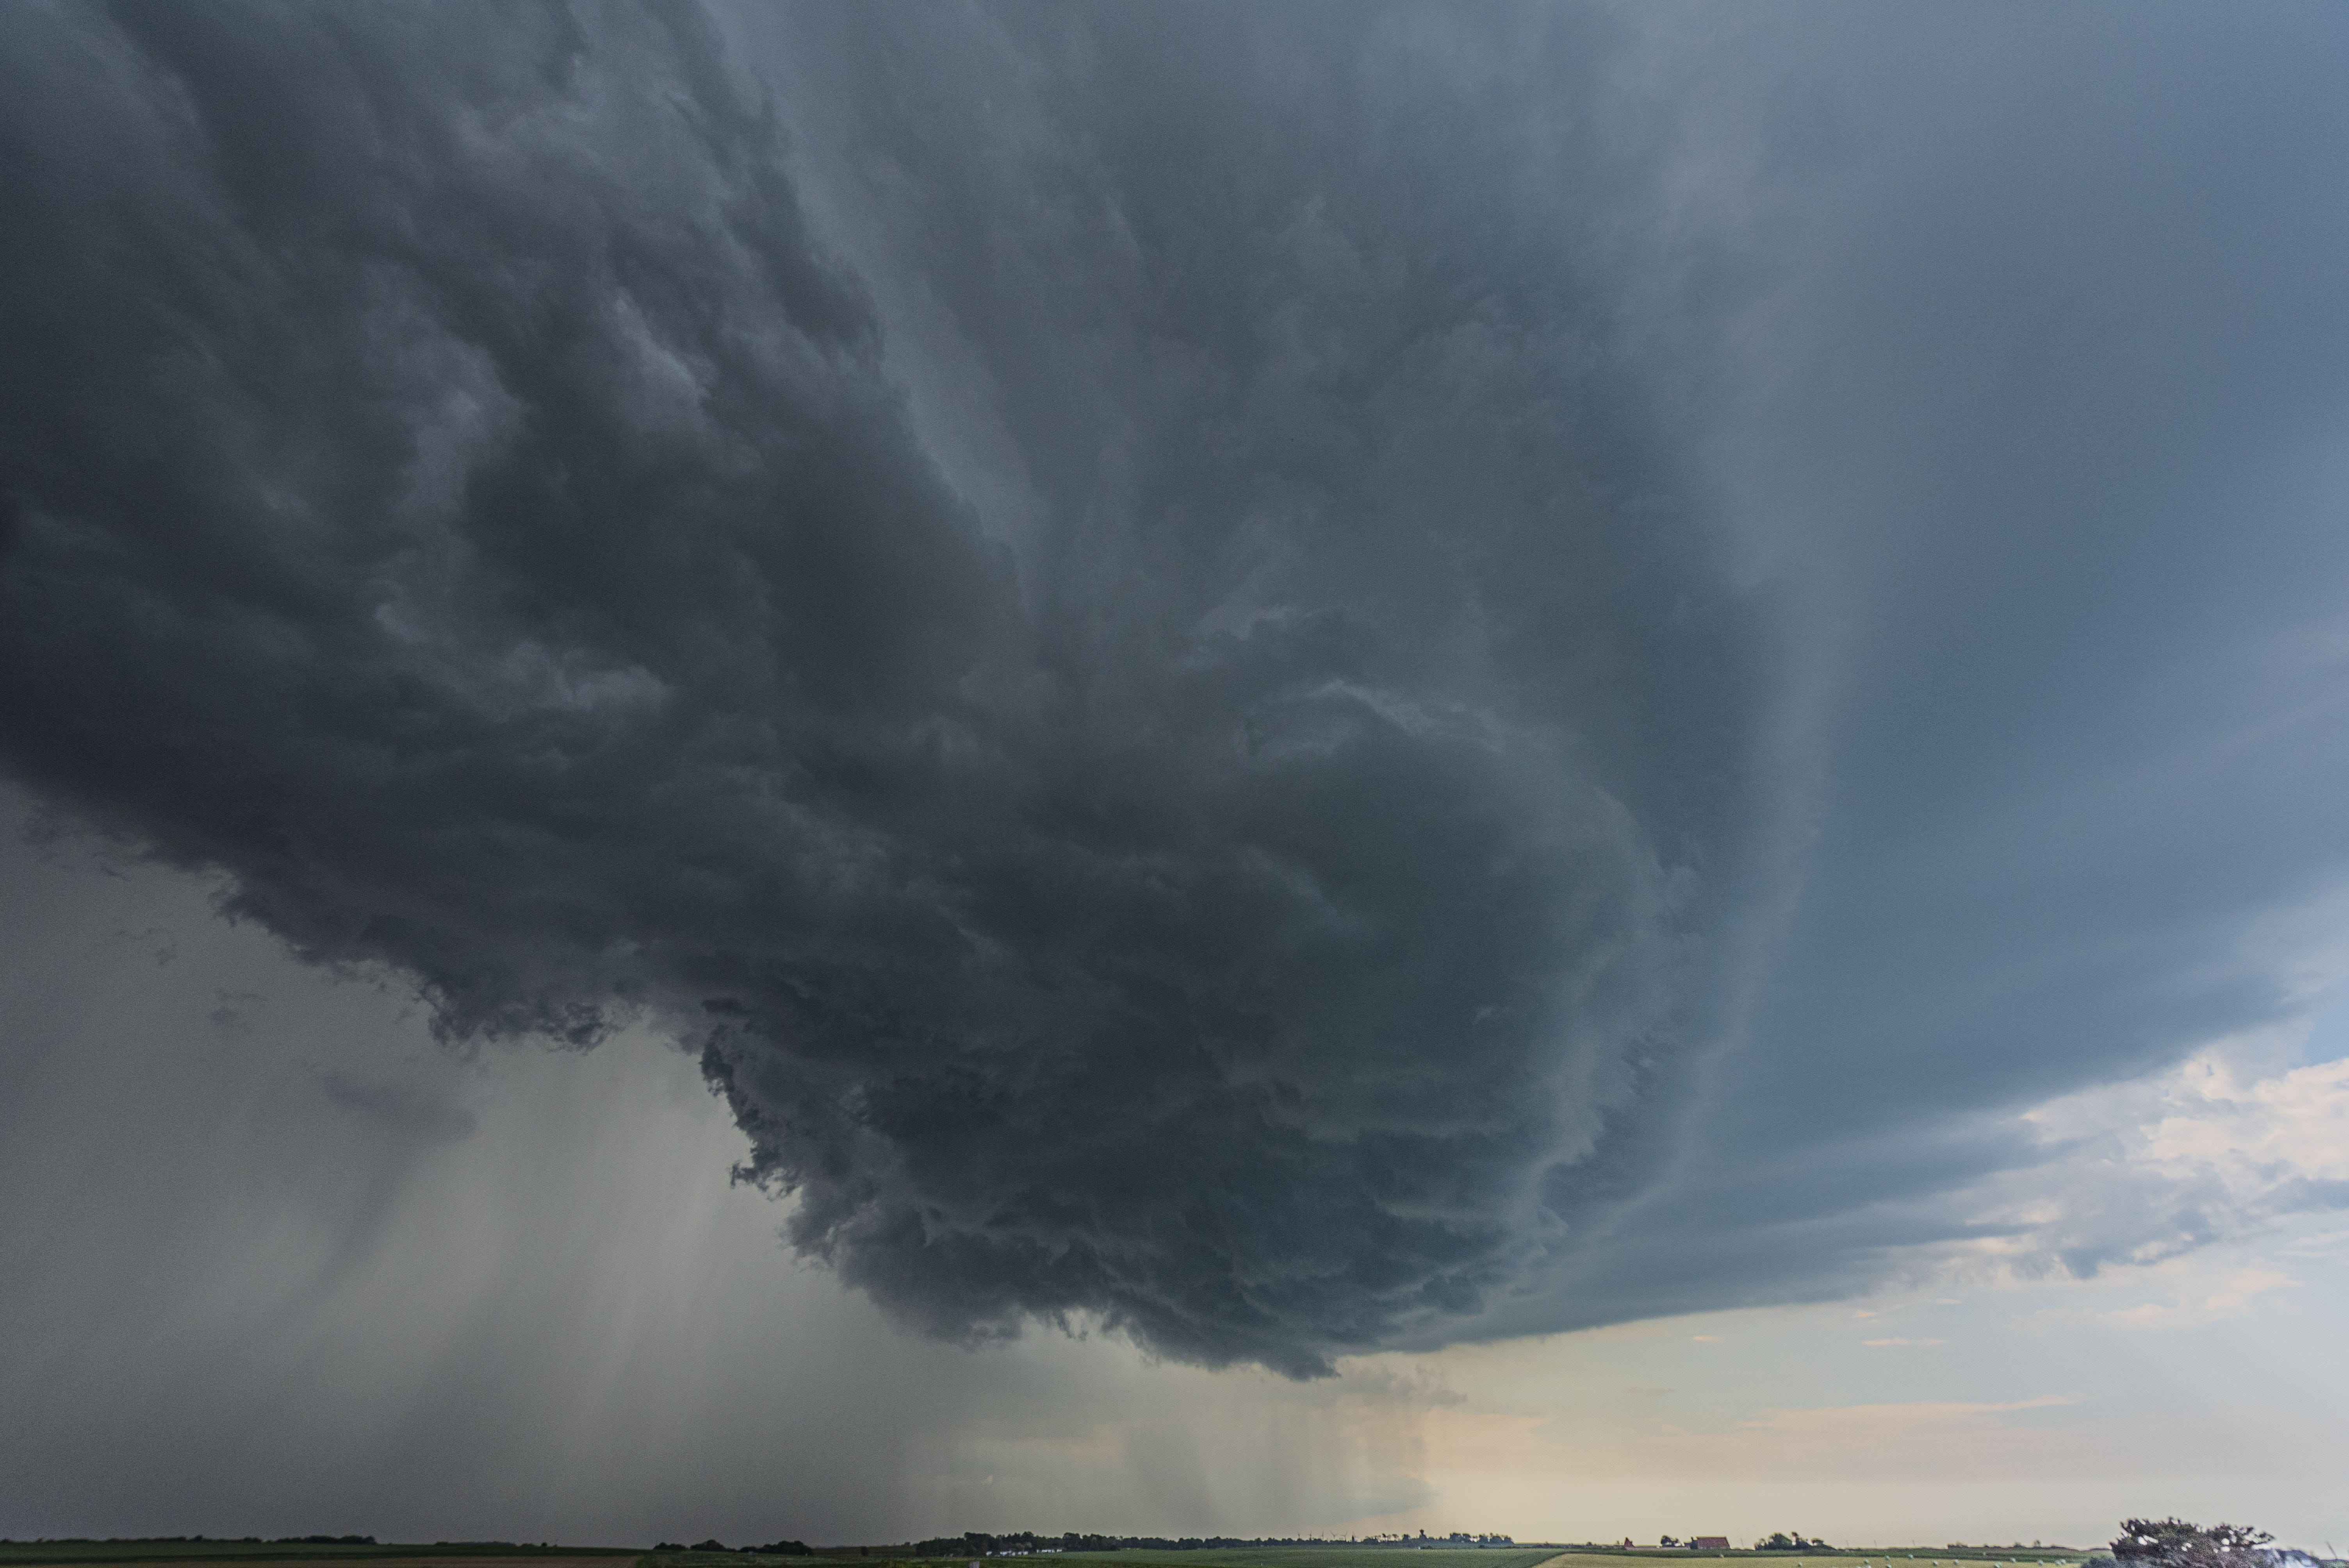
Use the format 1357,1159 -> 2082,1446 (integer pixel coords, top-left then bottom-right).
2112,1519 -> 2273,1568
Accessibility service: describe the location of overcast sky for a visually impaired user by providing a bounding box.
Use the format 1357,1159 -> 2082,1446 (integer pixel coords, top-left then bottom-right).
3,0 -> 2347,1550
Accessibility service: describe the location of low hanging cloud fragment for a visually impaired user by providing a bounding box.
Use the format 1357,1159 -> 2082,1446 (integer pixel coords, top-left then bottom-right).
0,4 -> 1771,1374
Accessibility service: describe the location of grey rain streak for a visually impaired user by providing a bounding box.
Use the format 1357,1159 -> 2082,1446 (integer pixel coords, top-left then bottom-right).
9,0 -> 2349,1384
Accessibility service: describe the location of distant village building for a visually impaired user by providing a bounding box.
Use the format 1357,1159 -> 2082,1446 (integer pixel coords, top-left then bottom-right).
1692,1540 -> 1732,1552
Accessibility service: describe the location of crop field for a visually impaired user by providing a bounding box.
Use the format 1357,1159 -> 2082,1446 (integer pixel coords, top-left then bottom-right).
0,1547 -> 2094,1568
1825,1554 -> 2085,1564
0,1550 -> 633,1568
1051,1553 -> 2084,1568
1506,1555 -> 2083,1567
1053,1549 -> 1568,1568
607,1553 -> 2089,1568
1048,1552 -> 2088,1568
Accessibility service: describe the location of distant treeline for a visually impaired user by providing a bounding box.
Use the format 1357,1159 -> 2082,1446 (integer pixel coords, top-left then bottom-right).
0,1544 -> 376,1550
652,1545 -> 811,1558
0,1541 -> 640,1564
898,1538 -> 1518,1557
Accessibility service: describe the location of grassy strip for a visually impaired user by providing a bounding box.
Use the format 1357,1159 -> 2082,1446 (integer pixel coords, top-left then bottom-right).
0,1548 -> 640,1565
0,1550 -> 2092,1568
1048,1551 -> 1566,1568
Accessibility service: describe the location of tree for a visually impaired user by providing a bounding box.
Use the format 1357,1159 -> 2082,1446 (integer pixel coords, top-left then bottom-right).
2112,1520 -> 2273,1568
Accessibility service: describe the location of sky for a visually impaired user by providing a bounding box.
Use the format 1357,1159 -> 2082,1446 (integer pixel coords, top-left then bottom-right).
2,0 -> 2347,1551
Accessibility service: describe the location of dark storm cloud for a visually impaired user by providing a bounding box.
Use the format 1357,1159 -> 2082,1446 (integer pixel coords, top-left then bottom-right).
1464,0 -> 2349,1339
0,2 -> 1769,1374
19,0 -> 2347,1392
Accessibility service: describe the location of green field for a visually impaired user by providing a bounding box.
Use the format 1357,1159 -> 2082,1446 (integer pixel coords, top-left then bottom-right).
635,1556 -> 1548,1568
1053,1550 -> 1565,1568
1502,1556 -> 2083,1566
1820,1555 -> 2085,1563
0,1547 -> 2095,1568
1051,1554 -> 2083,1568
0,1547 -> 636,1566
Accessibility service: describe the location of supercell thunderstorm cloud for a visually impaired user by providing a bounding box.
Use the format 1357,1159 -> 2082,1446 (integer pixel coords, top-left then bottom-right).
8,0 -> 2349,1418
0,4 -> 1767,1376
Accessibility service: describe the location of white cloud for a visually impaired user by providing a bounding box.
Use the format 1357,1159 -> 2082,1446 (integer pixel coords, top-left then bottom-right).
1927,1019 -> 2349,1290
2088,1265 -> 2300,1329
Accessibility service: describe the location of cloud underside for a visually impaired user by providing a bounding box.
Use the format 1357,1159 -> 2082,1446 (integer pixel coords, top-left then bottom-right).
0,4 -> 1765,1374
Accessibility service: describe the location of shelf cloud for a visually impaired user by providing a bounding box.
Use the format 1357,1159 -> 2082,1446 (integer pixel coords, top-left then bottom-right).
6,0 -> 2349,1387
0,3 -> 1773,1376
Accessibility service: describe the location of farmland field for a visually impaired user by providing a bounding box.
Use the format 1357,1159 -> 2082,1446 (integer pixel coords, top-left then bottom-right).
1053,1549 -> 1568,1568
0,1550 -> 632,1567
0,1546 -> 2094,1568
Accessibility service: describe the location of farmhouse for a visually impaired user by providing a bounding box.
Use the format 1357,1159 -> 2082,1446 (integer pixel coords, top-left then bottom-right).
1690,1541 -> 1732,1552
